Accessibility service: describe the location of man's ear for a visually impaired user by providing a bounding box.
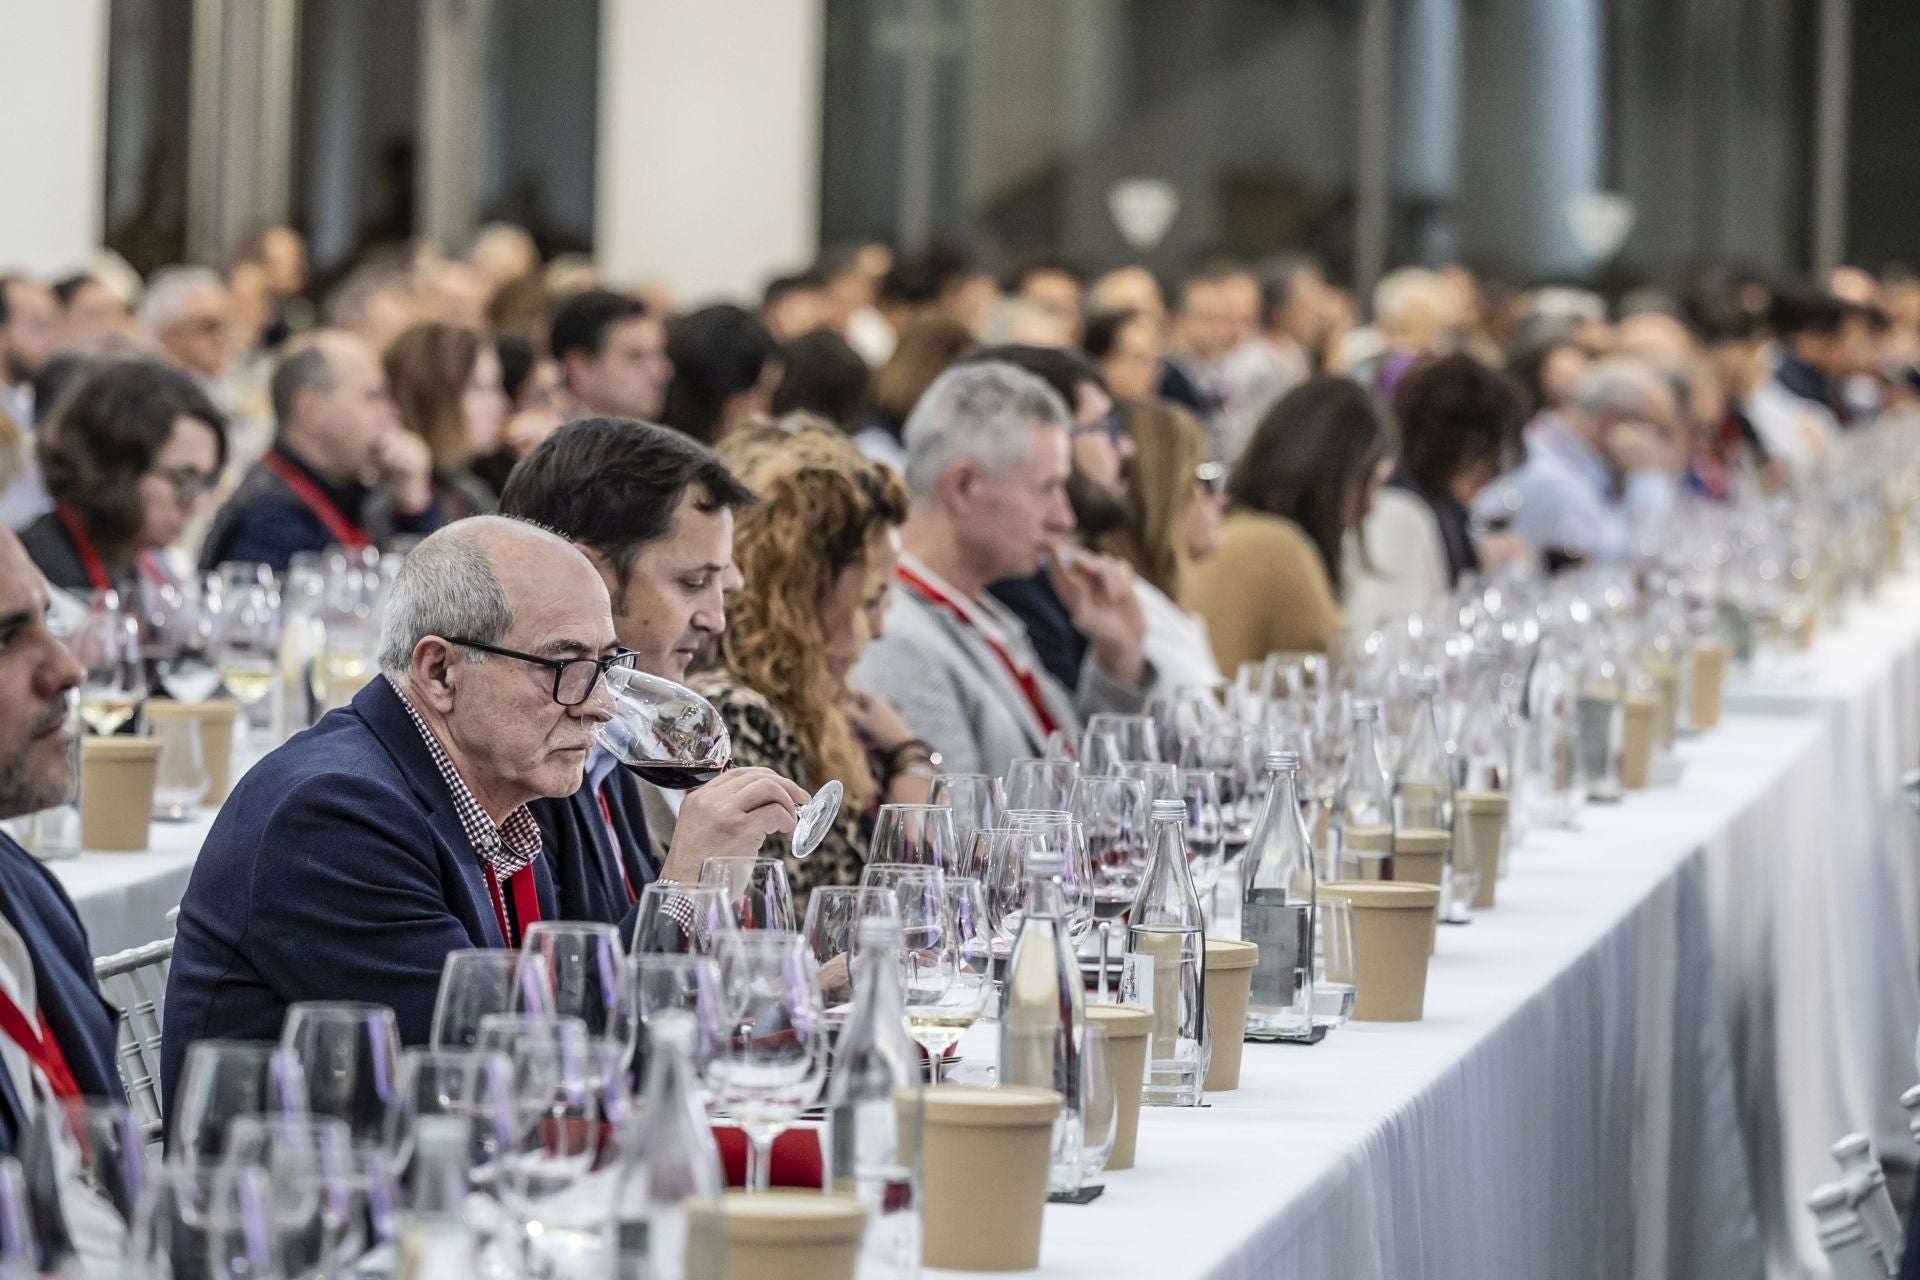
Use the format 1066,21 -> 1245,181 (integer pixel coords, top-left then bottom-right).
409,636 -> 460,712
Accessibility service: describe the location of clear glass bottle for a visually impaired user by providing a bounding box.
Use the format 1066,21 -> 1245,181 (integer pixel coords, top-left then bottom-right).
1239,751 -> 1315,1038
1454,651 -> 1512,794
1126,798 -> 1208,1107
1393,673 -> 1456,894
999,849 -> 1085,1193
616,1009 -> 725,1280
1329,699 -> 1394,880
1523,634 -> 1587,829
394,1116 -> 481,1280
1576,623 -> 1625,803
827,914 -> 922,1280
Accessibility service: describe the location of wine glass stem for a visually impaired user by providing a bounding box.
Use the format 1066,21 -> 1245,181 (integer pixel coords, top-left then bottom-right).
746,1128 -> 775,1192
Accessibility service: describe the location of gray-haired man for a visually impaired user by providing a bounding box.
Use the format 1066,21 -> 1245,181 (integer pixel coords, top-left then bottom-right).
850,362 -> 1153,777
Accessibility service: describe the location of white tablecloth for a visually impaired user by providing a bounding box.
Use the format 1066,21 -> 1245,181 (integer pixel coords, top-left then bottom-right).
52,810 -> 216,957
935,717 -> 1841,1280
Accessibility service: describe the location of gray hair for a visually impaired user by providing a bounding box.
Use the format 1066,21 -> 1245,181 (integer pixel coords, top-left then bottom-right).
901,362 -> 1070,504
1571,357 -> 1674,424
376,525 -> 515,680
137,265 -> 225,331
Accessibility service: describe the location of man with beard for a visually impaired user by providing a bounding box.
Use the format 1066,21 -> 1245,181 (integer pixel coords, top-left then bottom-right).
970,346 -> 1152,694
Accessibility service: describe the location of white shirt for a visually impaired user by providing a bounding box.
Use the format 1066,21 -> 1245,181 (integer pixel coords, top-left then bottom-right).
0,909 -> 39,1117
1134,578 -> 1223,694
1346,488 -> 1452,635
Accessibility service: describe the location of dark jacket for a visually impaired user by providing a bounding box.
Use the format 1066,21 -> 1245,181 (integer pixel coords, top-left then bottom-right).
16,511 -> 135,599
198,447 -> 443,574
529,761 -> 658,927
0,832 -> 124,1153
161,675 -> 560,1123
989,571 -> 1086,693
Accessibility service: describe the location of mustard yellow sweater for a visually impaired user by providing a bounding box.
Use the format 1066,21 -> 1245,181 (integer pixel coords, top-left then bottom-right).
1180,510 -> 1342,674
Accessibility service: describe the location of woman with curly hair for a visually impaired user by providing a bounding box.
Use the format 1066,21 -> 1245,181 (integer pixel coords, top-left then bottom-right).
689,415 -> 930,898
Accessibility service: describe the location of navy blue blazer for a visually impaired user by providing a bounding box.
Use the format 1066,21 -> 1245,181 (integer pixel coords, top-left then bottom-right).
161,676 -> 559,1123
0,833 -> 124,1153
529,761 -> 658,928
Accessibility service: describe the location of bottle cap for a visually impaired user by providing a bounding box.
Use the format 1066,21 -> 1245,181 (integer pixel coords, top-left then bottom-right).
1266,749 -> 1299,773
1150,798 -> 1187,823
1413,672 -> 1442,695
856,914 -> 905,950
1351,699 -> 1382,722
1026,849 -> 1066,876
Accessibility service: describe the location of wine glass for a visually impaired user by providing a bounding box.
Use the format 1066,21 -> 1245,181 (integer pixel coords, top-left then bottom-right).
1004,814 -> 1095,945
169,1041 -> 309,1169
707,932 -> 828,1192
212,575 -> 280,713
594,666 -> 842,858
1041,729 -> 1078,761
1313,893 -> 1359,1029
430,949 -> 555,1050
19,1101 -> 147,1271
1069,775 -> 1150,922
800,885 -> 898,1014
630,954 -> 726,1077
926,774 -> 1003,856
382,1046 -> 518,1178
868,803 -> 959,870
517,921 -> 636,1056
141,579 -> 221,704
696,857 -> 797,931
1084,713 -> 1158,764
149,712 -> 208,822
128,1163 -> 281,1280
1077,728 -> 1123,777
1115,760 -> 1179,809
1174,768 -> 1228,915
1001,758 -> 1079,813
497,1020 -> 625,1273
1179,730 -> 1257,843
1080,1024 -> 1118,1178
899,879 -> 993,1082
72,592 -> 143,736
279,1002 -> 402,1151
628,882 -> 738,955
222,1114 -> 370,1280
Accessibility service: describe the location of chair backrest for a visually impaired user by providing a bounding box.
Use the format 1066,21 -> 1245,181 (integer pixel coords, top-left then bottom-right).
1808,1181 -> 1894,1280
1832,1133 -> 1902,1272
93,937 -> 174,1145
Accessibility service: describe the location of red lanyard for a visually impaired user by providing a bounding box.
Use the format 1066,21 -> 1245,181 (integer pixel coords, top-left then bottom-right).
481,864 -> 543,948
596,782 -> 638,905
54,506 -> 166,594
0,989 -> 80,1101
260,452 -> 371,552
896,563 -> 1059,738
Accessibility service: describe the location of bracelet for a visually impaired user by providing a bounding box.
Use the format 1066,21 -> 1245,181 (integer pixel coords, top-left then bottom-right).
884,739 -> 935,770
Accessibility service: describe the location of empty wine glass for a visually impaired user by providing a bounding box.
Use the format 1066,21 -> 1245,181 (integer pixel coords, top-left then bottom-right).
595,666 -> 842,858
628,882 -> 738,955
222,1114 -> 369,1280
1115,760 -> 1179,809
279,1002 -> 402,1151
1084,713 -> 1158,764
868,803 -> 959,870
1069,775 -> 1150,923
1174,768 -> 1228,912
517,921 -> 636,1056
630,953 -> 727,1077
926,773 -> 1003,856
150,712 -> 208,822
497,1019 -> 625,1274
382,1047 -> 518,1178
1179,729 -> 1257,843
141,579 -> 220,704
1002,758 -> 1080,813
169,1041 -> 309,1169
1077,729 -> 1124,777
128,1163 -> 281,1280
707,932 -> 828,1192
800,885 -> 899,1013
1313,893 -> 1358,1029
1041,729 -> 1078,761
696,857 -> 797,931
1005,814 -> 1096,945
430,949 -> 555,1050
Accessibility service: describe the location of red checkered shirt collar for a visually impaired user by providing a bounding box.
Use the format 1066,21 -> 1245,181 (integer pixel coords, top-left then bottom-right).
388,676 -> 543,879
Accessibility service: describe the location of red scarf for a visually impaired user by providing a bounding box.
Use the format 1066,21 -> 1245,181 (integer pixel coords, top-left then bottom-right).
896,561 -> 1059,737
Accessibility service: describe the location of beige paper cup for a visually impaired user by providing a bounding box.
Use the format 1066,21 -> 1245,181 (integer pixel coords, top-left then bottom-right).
1453,792 -> 1508,910
1644,658 -> 1679,749
1619,691 -> 1659,789
80,737 -> 161,852
1200,939 -> 1258,1092
1689,642 -> 1727,730
917,1086 -> 1060,1270
1085,1004 -> 1151,1170
1323,880 -> 1440,1022
1339,823 -> 1394,879
146,699 -> 241,806
1390,826 -> 1450,889
687,1190 -> 868,1280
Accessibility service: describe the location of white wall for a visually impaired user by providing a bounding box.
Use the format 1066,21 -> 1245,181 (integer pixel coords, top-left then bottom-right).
597,0 -> 823,306
0,0 -> 108,274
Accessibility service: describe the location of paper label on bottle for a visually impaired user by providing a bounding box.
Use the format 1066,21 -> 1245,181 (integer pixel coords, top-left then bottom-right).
1243,890 -> 1308,1008
1119,953 -> 1154,1012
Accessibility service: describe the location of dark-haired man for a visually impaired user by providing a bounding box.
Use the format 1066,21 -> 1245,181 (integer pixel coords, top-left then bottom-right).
500,418 -> 808,920
1747,292 -> 1872,480
199,330 -> 440,572
550,289 -> 673,421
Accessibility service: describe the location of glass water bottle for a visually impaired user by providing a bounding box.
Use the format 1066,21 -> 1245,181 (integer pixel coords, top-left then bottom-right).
1000,850 -> 1086,1192
1329,699 -> 1394,879
1240,752 -> 1315,1039
1127,798 -> 1208,1107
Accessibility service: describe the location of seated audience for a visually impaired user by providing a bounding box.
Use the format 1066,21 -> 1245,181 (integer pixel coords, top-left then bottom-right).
1082,308 -> 1165,405
851,362 -> 1152,777
164,518 -> 629,1114
854,314 -> 975,471
1474,357 -> 1681,568
761,272 -> 828,342
659,304 -> 781,445
0,526 -> 124,1153
22,360 -> 226,596
498,419 -> 810,922
691,417 -> 926,898
199,330 -> 440,572
381,321 -> 509,518
1184,377 -> 1393,668
1747,290 -> 1871,477
138,266 -> 233,397
1004,255 -> 1086,346
52,274 -> 134,348
1161,259 -> 1260,439
770,328 -> 871,430
551,289 -> 673,421
1346,355 -> 1527,631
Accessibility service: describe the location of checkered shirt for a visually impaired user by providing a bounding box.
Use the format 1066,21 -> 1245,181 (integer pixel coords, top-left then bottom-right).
390,676 -> 543,879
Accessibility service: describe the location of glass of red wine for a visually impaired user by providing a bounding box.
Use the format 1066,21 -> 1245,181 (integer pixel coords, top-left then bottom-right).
591,665 -> 843,858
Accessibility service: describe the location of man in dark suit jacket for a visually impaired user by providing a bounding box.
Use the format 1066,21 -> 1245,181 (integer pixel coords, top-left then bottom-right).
163,517 -> 632,1120
0,529 -> 124,1152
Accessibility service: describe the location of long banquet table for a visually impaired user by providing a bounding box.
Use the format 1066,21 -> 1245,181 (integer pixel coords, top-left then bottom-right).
43,575 -> 1920,1280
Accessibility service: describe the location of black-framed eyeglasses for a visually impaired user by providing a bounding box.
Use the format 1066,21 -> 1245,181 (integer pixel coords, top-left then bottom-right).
152,467 -> 218,508
1069,411 -> 1125,449
1194,461 -> 1227,494
443,637 -> 638,707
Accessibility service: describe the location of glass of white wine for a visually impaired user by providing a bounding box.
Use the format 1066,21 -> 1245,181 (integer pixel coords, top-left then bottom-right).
73,592 -> 144,736
899,878 -> 993,1083
213,574 -> 280,743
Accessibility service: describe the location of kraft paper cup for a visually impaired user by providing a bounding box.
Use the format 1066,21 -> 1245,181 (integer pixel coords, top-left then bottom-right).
1619,692 -> 1660,790
1201,939 -> 1259,1093
80,737 -> 161,852
1689,642 -> 1727,730
146,699 -> 241,806
1340,823 -> 1394,879
1646,658 -> 1680,749
687,1190 -> 868,1280
916,1086 -> 1060,1271
1453,791 -> 1508,910
1323,881 -> 1440,1022
1085,1004 -> 1152,1170
1390,826 -> 1449,889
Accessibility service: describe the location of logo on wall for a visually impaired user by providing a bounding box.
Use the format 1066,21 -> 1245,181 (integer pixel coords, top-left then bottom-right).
1567,191 -> 1636,266
1108,178 -> 1181,252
